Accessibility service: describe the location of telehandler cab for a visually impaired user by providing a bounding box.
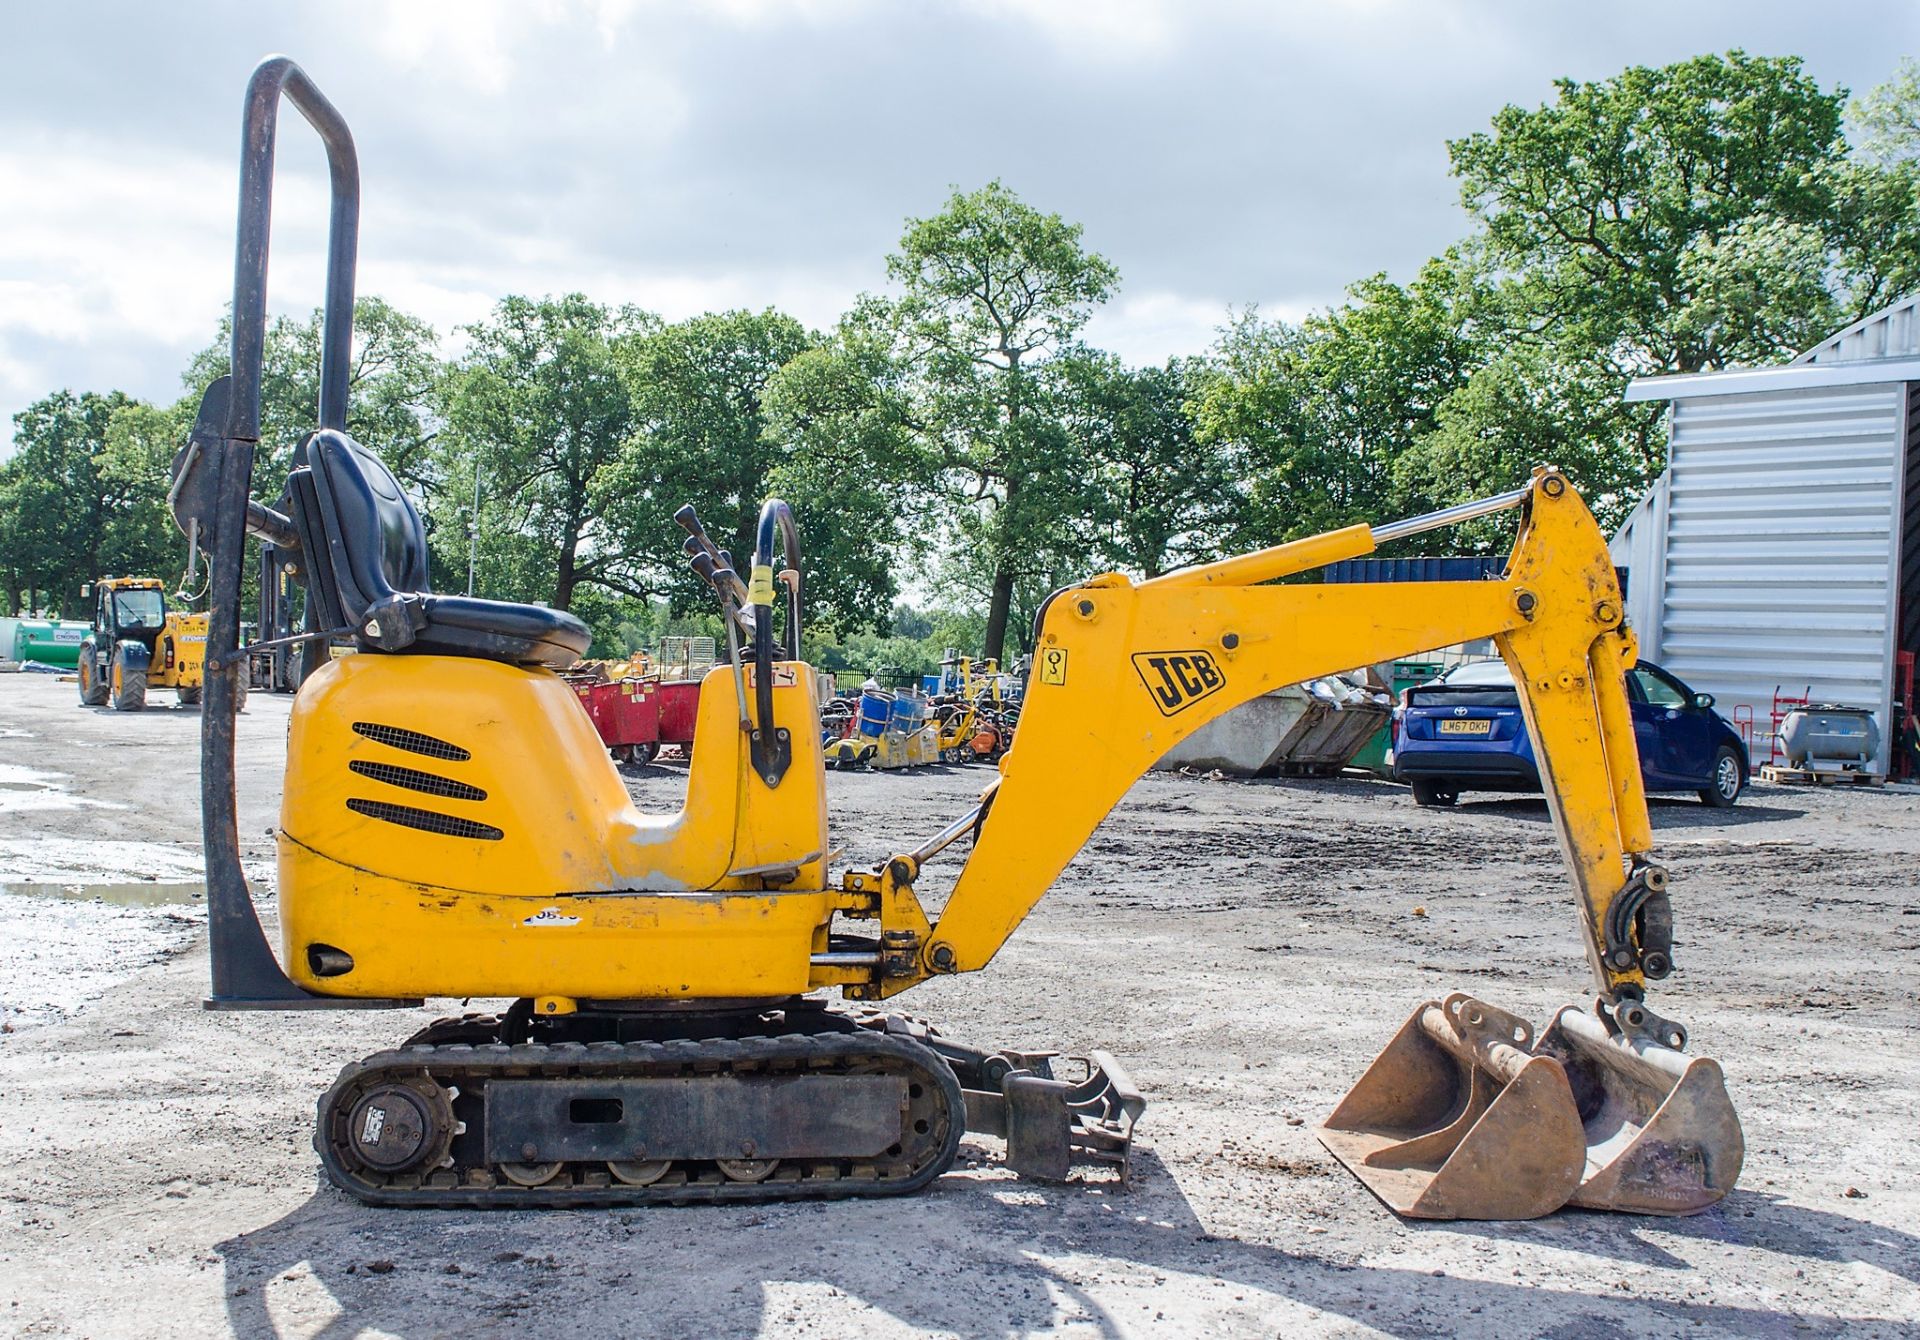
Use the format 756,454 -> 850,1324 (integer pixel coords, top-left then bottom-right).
171,57 -> 1742,1218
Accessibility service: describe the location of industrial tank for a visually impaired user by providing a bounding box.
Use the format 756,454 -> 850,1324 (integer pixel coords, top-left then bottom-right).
1778,705 -> 1880,769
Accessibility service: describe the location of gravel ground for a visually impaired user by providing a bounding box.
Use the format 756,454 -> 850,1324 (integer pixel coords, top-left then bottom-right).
0,670 -> 1916,1338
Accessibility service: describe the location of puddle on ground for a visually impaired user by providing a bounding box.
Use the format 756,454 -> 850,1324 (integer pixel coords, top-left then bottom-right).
0,763 -> 112,814
3,879 -> 204,907
0,838 -> 205,906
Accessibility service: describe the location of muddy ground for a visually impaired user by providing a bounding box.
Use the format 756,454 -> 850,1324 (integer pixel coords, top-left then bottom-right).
0,670 -> 1915,1338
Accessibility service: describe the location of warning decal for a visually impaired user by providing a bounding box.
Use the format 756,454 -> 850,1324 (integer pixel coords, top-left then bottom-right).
1039,647 -> 1069,685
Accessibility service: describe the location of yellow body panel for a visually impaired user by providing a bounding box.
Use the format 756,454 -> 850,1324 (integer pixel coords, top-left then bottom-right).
155,612 -> 207,690
279,656 -> 833,998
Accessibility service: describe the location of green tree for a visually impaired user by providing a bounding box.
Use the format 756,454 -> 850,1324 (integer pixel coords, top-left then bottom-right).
1834,58 -> 1920,315
885,181 -> 1119,659
183,296 -> 442,496
1052,351 -> 1236,578
1194,255 -> 1486,544
96,399 -> 194,585
1449,51 -> 1853,375
616,309 -> 812,564
0,390 -> 150,615
763,306 -> 944,634
1264,51 -> 1920,537
435,295 -> 650,612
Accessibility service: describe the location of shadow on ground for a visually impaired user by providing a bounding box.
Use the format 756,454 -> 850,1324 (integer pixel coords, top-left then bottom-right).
216,1150 -> 1907,1339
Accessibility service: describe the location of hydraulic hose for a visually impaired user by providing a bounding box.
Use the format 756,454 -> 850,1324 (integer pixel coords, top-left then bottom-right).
745,499 -> 802,788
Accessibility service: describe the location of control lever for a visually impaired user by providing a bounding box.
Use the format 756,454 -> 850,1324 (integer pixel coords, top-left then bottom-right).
689,552 -> 754,636
675,504 -> 721,560
678,505 -> 750,608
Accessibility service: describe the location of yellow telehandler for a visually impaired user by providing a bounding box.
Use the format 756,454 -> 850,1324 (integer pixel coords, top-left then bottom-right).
169,57 -> 1741,1219
76,577 -> 218,711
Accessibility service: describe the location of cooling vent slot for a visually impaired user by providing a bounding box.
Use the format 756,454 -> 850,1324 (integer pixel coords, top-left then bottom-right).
346,797 -> 503,841
348,759 -> 487,802
351,721 -> 471,762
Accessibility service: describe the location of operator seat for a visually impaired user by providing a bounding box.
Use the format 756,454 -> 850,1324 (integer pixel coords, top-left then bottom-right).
289,428 -> 590,668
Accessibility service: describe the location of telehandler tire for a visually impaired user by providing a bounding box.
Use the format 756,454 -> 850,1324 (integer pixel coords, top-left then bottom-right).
111,644 -> 148,712
77,642 -> 109,706
177,684 -> 202,706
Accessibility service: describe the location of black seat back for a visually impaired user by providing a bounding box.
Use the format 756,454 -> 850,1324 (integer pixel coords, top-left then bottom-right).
292,428 -> 593,667
306,428 -> 429,623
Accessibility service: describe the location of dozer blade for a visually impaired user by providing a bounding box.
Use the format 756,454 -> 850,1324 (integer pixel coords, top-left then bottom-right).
1535,1004 -> 1744,1215
1317,993 -> 1585,1220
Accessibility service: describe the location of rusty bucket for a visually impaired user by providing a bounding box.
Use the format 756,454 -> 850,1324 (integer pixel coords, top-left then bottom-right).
1317,993 -> 1585,1220
1535,1004 -> 1744,1215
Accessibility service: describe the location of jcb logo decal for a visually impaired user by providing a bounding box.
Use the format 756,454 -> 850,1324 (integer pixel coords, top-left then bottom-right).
1132,650 -> 1225,716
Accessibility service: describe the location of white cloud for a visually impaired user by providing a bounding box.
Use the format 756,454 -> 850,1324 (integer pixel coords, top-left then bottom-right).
1,0 -> 1912,452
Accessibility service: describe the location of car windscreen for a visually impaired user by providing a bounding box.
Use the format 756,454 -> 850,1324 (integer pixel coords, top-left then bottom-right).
1405,684 -> 1520,708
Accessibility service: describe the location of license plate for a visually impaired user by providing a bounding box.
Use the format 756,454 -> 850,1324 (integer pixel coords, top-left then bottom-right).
1438,719 -> 1492,736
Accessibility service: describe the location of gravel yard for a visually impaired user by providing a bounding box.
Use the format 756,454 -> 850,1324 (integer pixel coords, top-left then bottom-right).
0,670 -> 1915,1338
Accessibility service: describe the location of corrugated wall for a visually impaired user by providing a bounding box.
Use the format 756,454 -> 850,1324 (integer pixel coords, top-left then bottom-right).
1902,383 -> 1920,659
1657,384 -> 1905,766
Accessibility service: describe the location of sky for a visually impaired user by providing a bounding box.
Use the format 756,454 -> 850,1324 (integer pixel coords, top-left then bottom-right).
1,0 -> 1916,452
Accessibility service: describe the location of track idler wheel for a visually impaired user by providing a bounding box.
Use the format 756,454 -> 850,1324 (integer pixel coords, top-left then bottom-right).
332,1076 -> 457,1178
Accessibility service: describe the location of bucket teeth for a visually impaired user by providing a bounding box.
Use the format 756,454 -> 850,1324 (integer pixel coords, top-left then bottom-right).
1535,1005 -> 1744,1216
1317,993 -> 1586,1220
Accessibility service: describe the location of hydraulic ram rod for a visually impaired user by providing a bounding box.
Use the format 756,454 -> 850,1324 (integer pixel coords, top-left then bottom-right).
1370,485 -> 1531,546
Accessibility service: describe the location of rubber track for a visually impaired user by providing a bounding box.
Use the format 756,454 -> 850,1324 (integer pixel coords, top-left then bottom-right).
315,1030 -> 965,1208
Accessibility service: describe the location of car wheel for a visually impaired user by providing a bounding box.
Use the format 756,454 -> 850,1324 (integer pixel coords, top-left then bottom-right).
1698,746 -> 1744,807
1410,780 -> 1458,807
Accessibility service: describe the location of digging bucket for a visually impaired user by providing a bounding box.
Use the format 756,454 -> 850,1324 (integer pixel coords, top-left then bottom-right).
1535,1004 -> 1744,1215
1317,993 -> 1585,1220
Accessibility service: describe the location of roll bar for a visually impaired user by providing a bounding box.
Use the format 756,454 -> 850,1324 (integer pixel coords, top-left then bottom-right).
227,55 -> 359,442
197,57 -> 405,1010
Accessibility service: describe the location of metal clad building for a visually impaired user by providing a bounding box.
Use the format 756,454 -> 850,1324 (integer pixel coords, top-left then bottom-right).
1614,298 -> 1920,773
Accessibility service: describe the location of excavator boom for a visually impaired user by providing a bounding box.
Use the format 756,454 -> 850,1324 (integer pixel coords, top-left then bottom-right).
908,469 -> 1654,997
863,467 -> 1741,1218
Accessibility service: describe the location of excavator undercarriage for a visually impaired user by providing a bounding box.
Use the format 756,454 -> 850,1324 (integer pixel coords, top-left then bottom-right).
171,55 -> 1743,1223
314,1002 -> 1139,1209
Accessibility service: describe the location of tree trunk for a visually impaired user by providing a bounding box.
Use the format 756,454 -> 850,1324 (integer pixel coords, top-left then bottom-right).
982,566 -> 1016,663
981,354 -> 1023,663
554,531 -> 579,611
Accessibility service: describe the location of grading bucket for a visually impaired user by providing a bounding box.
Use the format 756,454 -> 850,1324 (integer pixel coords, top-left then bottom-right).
1535,1004 -> 1744,1215
1318,993 -> 1585,1220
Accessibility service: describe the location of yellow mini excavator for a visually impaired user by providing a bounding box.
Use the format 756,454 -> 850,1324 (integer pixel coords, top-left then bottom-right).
172,57 -> 1742,1218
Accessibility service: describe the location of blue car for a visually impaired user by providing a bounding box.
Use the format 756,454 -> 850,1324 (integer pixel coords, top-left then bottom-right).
1392,658 -> 1748,808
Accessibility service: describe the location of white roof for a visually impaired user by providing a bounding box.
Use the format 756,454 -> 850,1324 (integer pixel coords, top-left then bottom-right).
1625,358 -> 1920,401
1626,290 -> 1920,402
1793,292 -> 1920,365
